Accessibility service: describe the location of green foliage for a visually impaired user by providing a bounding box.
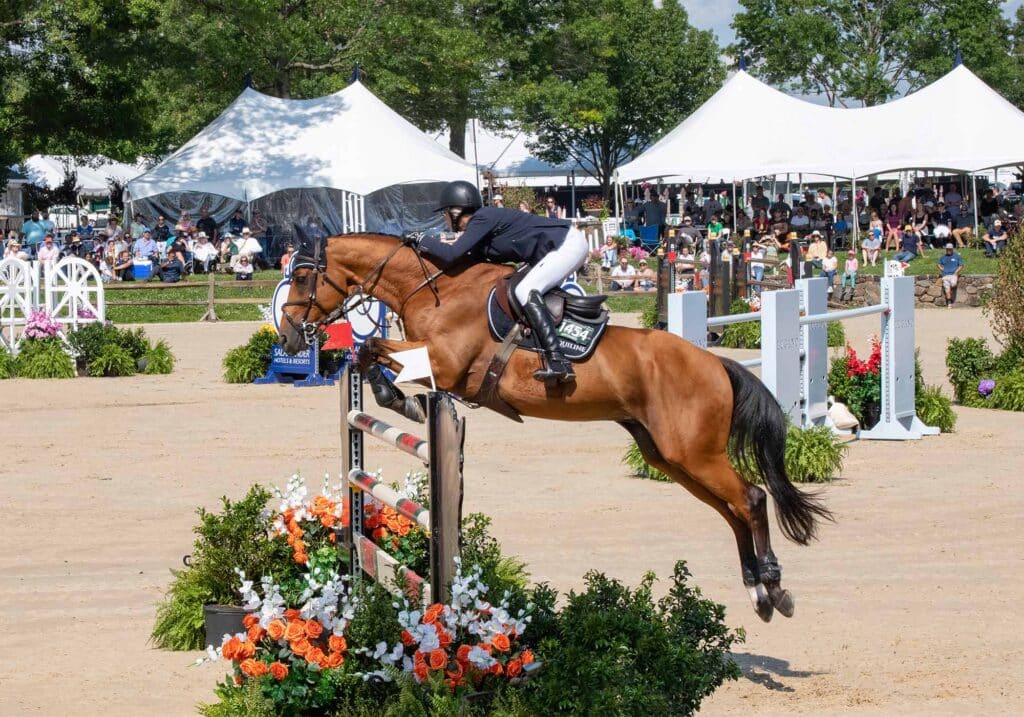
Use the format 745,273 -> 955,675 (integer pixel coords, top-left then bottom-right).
782,425 -> 846,483
67,322 -> 120,364
113,326 -> 150,361
461,513 -> 530,596
87,343 -> 137,377
13,338 -> 75,379
223,327 -> 278,383
985,226 -> 1024,348
144,339 -> 176,374
200,679 -> 276,717
719,298 -> 760,348
623,441 -> 670,482
826,320 -> 845,348
916,385 -> 957,432
151,485 -> 289,650
517,563 -> 741,716
945,337 -> 996,403
639,297 -> 660,329
0,349 -> 15,379
992,371 -> 1024,412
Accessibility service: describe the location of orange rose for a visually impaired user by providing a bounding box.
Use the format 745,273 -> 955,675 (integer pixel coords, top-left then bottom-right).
266,620 -> 286,641
423,604 -> 444,624
306,647 -> 325,665
400,629 -> 416,646
491,633 -> 511,653
437,630 -> 452,648
428,649 -> 447,671
221,636 -> 242,661
325,651 -> 344,669
290,637 -> 311,657
293,551 -> 309,565
506,658 -> 523,678
414,662 -> 429,683
304,619 -> 323,639
284,621 -> 305,642
239,658 -> 261,677
446,660 -> 464,680
247,625 -> 265,643
284,609 -> 302,622
269,661 -> 289,681
521,649 -> 535,665
328,532 -> 337,543
238,640 -> 256,659
488,661 -> 503,676
413,650 -> 426,667
242,614 -> 259,629
456,645 -> 472,663
328,634 -> 347,654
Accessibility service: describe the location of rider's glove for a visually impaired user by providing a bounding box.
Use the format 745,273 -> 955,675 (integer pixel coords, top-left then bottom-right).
401,231 -> 424,246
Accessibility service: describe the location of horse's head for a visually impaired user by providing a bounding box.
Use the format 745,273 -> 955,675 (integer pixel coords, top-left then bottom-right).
279,234 -> 351,354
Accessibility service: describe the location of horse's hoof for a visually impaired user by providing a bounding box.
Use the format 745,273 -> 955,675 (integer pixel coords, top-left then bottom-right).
771,589 -> 795,618
748,583 -> 774,622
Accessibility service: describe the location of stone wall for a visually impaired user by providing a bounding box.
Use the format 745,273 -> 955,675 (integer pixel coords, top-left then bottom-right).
836,274 -> 994,308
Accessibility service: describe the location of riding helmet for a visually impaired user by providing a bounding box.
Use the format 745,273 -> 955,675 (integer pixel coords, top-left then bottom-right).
435,181 -> 483,212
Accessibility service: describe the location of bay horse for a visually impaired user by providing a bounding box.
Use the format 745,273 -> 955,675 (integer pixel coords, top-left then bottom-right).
279,233 -> 831,622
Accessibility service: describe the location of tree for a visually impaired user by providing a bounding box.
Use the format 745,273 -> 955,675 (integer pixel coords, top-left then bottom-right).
514,0 -> 723,198
731,0 -> 1015,107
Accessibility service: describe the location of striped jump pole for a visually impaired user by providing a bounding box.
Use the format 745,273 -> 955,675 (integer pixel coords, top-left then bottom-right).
339,364 -> 464,606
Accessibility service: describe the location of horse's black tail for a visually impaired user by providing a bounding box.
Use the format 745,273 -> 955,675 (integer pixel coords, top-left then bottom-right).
719,357 -> 833,545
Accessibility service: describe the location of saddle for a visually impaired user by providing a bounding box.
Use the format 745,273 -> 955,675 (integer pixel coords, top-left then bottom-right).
487,267 -> 609,361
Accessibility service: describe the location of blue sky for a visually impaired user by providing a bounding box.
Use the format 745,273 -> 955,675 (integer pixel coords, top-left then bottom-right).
680,0 -> 1024,48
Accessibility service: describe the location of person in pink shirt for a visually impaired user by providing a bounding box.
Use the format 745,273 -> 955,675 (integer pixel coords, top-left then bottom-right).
839,249 -> 858,302
36,234 -> 60,267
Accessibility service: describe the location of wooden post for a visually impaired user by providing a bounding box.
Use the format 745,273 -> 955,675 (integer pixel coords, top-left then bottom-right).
427,392 -> 464,605
200,272 -> 218,322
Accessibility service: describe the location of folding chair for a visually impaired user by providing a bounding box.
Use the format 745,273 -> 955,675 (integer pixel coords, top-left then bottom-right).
638,225 -> 660,252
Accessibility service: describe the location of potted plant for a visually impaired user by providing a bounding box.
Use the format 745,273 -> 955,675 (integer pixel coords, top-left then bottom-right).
829,338 -> 882,428
581,194 -> 607,218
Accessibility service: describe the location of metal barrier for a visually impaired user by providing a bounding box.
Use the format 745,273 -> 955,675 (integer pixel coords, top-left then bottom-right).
340,365 -> 464,605
668,275 -> 939,440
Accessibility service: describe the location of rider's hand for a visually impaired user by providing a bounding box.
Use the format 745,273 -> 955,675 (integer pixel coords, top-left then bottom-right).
401,231 -> 424,246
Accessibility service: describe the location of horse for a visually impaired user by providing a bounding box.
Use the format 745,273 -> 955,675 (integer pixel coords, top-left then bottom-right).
279,233 -> 832,622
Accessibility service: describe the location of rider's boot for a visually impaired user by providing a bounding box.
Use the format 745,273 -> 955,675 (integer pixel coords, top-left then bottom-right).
522,290 -> 575,383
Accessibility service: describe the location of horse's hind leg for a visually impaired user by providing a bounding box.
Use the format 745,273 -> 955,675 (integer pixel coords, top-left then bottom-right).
620,421 -> 774,622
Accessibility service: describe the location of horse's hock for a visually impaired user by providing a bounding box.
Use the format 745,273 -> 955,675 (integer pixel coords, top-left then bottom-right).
339,364 -> 465,605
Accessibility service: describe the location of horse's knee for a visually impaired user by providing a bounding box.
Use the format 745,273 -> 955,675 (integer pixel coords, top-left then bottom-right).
747,484 -> 768,518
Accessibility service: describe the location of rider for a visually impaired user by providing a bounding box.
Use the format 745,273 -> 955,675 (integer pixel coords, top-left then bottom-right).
414,181 -> 589,383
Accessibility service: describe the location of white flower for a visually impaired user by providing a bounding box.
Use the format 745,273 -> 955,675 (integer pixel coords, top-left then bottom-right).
468,645 -> 497,669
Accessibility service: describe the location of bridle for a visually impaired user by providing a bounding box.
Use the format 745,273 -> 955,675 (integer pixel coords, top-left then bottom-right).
281,236 -> 444,345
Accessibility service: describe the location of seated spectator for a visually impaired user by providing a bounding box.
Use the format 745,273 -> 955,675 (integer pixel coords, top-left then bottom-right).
280,244 -> 295,272
883,204 -> 901,250
749,241 -> 767,294
679,215 -> 702,246
609,255 -> 636,291
840,249 -> 858,301
154,255 -> 185,283
635,259 -> 656,292
65,233 -> 84,257
600,235 -> 618,270
193,232 -> 219,273
175,211 -> 195,235
97,251 -> 113,282
169,233 -> 189,265
76,214 -> 95,237
113,250 -> 134,281
235,253 -> 254,281
983,219 -> 1008,257
821,249 -> 838,294
129,213 -> 148,240
4,240 -> 23,259
675,245 -> 696,275
239,227 -> 264,267
151,215 -> 171,246
894,224 -> 924,263
790,206 -> 810,235
707,212 -> 724,237
931,201 -> 954,248
105,216 -> 125,242
37,234 -> 60,268
937,243 -> 964,308
861,227 -> 882,267
770,193 -> 791,220
133,230 -> 160,262
952,212 -> 974,248
228,209 -> 246,235
806,231 -> 828,269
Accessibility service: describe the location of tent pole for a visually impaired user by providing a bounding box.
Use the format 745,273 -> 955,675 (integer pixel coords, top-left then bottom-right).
972,174 -> 980,236
471,119 -> 481,192
732,181 -> 738,232
613,171 -> 620,224
852,177 -> 858,247
799,173 -> 803,195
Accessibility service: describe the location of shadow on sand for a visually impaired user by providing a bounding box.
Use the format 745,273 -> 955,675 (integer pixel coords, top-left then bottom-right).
731,652 -> 826,693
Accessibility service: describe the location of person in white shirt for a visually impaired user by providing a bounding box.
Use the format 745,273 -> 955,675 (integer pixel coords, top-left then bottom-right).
609,255 -> 636,291
820,249 -> 839,294
36,234 -> 60,267
239,227 -> 263,258
235,253 -> 254,280
600,236 -> 618,270
192,232 -> 219,273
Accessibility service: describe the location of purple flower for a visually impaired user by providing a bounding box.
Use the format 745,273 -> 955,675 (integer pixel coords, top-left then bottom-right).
978,379 -> 995,397
77,307 -> 96,319
24,310 -> 61,339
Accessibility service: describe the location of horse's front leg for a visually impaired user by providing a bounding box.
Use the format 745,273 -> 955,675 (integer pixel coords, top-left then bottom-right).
355,338 -> 431,423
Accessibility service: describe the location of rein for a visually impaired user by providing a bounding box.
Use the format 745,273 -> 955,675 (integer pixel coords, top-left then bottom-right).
283,236 -> 443,342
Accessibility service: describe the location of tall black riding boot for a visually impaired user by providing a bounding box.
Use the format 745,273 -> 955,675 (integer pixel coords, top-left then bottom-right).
522,290 -> 575,383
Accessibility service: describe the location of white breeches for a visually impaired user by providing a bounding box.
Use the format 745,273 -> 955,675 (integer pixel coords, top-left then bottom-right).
514,227 -> 589,305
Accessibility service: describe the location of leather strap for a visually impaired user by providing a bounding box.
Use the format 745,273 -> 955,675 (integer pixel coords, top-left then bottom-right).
470,325 -> 524,423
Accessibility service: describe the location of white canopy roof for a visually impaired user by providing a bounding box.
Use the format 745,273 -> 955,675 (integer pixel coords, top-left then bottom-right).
618,65 -> 1024,183
127,81 -> 476,202
19,155 -> 142,196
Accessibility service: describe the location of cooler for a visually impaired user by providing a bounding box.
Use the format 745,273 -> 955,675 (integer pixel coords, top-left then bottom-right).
132,259 -> 153,280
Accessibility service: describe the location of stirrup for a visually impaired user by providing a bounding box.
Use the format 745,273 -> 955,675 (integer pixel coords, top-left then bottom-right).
533,354 -> 575,383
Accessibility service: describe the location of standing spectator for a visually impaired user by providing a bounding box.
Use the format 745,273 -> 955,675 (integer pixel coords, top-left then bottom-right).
702,192 -> 722,225
22,210 -> 46,255
894,224 -> 923,263
945,184 -> 963,222
151,215 -> 171,246
129,213 -> 148,240
750,185 -> 770,214
133,230 -> 160,263
235,253 -> 254,281
76,214 -> 95,238
39,209 -> 55,238
937,243 -> 964,308
641,194 -> 668,240
609,254 -> 636,291
227,209 -> 246,235
624,199 -> 643,234
192,233 -> 218,273
979,188 -> 1000,230
37,234 -> 60,268
635,259 -> 656,291
772,231 -> 794,286
543,196 -> 564,219
279,244 -> 295,271
868,186 -> 886,217
840,249 -> 858,301
770,193 -> 791,220
983,219 -> 1008,257
175,210 -> 195,235
821,249 -> 838,294
250,209 -> 270,258
196,208 -> 218,245
113,250 -> 134,281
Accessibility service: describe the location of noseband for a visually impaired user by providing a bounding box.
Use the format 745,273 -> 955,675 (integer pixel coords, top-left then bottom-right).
281,236 -> 443,344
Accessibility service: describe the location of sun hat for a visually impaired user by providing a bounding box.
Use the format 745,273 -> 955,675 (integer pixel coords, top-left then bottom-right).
242,227 -> 252,235
810,230 -> 822,237
904,224 -> 913,231
197,231 -> 208,239
493,194 -> 503,202
945,243 -> 954,249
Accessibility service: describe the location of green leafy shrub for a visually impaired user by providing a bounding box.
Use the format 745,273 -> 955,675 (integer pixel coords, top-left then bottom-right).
516,563 -> 742,716
113,326 -> 150,361
151,486 -> 290,650
144,339 -> 176,374
14,338 -> 75,379
826,320 -> 845,348
984,225 -> 1024,348
0,349 -> 15,379
719,298 -> 761,348
223,326 -> 277,383
992,371 -> 1024,412
782,425 -> 846,483
640,296 -> 659,329
87,343 -> 137,377
916,384 -> 957,432
946,337 -> 996,403
67,322 -> 120,364
623,440 -> 670,482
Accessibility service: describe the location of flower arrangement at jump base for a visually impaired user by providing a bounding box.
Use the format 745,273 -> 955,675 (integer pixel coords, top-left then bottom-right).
183,472 -> 743,716
222,323 -> 348,384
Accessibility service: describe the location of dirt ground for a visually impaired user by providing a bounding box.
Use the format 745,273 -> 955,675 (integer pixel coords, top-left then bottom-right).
1,308 -> 1021,716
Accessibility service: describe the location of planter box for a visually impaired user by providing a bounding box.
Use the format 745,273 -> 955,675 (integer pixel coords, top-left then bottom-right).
204,604 -> 248,648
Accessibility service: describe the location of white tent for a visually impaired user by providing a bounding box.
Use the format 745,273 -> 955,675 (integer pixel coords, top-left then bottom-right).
19,155 -> 142,196
438,122 -> 599,187
618,65 -> 1024,183
127,81 -> 476,203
